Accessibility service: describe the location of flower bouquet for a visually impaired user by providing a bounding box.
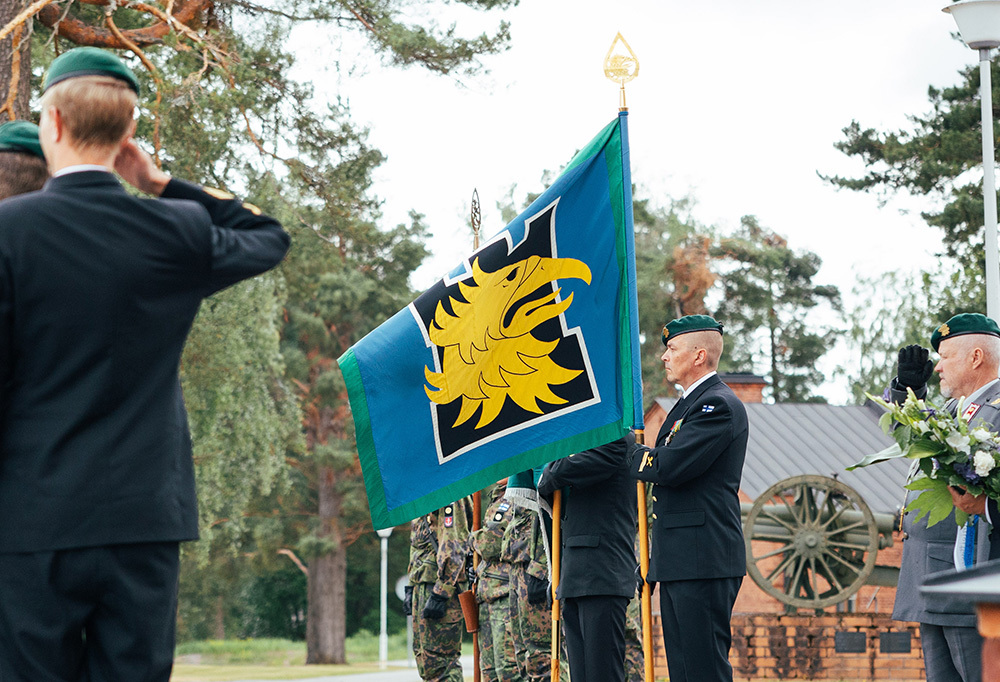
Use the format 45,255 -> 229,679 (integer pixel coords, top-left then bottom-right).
848,388 -> 1000,527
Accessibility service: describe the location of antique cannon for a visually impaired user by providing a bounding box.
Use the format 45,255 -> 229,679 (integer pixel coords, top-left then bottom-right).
741,474 -> 900,611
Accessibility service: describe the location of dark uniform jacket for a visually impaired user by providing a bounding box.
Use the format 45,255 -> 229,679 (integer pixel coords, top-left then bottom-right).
0,172 -> 290,553
538,433 -> 638,599
631,374 -> 748,582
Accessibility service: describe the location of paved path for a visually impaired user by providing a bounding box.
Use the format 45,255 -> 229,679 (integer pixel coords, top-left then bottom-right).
227,656 -> 473,682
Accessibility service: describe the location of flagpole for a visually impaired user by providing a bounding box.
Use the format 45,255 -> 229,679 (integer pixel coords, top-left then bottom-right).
635,432 -> 654,682
471,189 -> 482,682
605,32 -> 651,682
550,489 -> 562,682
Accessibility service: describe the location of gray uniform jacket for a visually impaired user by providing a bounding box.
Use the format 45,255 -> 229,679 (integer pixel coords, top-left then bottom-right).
892,379 -> 1000,626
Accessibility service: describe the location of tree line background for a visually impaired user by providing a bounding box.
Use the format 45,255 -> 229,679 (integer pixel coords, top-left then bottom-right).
0,0 -> 995,664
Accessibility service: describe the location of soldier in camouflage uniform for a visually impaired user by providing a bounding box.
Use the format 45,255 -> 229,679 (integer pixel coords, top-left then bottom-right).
624,593 -> 644,681
406,498 -> 474,682
503,470 -> 553,681
469,482 -> 518,682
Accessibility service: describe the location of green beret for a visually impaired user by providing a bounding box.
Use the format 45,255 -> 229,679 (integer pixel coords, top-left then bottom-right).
43,47 -> 140,94
0,121 -> 43,159
930,313 -> 1000,351
661,314 -> 724,346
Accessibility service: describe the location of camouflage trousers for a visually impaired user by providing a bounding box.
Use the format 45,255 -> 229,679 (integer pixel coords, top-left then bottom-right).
411,583 -> 464,682
624,592 -> 644,682
478,594 -> 519,682
509,564 -> 553,682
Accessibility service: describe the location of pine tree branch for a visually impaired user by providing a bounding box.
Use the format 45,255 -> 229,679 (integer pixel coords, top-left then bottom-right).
1,22 -> 23,121
105,11 -> 164,165
0,0 -> 59,43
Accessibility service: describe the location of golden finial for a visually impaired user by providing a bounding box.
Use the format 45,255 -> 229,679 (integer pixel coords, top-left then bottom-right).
604,32 -> 639,111
471,188 -> 481,250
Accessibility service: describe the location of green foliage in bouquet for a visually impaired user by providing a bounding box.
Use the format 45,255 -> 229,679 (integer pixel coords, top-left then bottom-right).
848,389 -> 1000,527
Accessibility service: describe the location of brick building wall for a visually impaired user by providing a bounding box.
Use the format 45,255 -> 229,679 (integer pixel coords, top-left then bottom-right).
649,610 -> 925,680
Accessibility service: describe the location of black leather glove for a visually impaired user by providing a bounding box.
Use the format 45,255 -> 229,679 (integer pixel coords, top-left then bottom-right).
526,574 -> 549,606
421,591 -> 449,620
403,585 -> 413,617
634,564 -> 645,595
897,344 -> 933,389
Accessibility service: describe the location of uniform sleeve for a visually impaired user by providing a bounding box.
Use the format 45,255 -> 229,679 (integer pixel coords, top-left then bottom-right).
889,377 -> 927,405
631,397 -> 734,487
537,434 -> 632,495
526,510 -> 549,581
432,499 -> 472,598
0,256 -> 10,402
160,179 -> 290,295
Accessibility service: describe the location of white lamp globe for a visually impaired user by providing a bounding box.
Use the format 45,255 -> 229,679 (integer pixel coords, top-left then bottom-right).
943,0 -> 1000,49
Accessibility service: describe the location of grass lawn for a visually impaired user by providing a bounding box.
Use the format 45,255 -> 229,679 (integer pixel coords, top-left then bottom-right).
171,634 -> 472,681
171,662 -> 387,681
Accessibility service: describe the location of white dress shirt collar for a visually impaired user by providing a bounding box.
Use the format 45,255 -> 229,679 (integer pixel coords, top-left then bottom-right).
52,164 -> 113,178
681,371 -> 718,399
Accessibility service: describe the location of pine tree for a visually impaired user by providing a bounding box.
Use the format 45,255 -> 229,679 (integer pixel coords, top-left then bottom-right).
823,58 -> 998,287
713,216 -> 841,403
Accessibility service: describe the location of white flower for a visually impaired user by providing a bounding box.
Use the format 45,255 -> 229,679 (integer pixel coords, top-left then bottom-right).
913,421 -> 931,434
975,451 -> 997,477
946,431 -> 972,454
971,428 -> 993,443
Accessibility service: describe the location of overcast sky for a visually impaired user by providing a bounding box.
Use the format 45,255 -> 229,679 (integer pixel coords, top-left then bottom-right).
292,0 -> 984,402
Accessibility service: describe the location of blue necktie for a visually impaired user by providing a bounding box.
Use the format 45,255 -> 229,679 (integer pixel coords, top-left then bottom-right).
965,515 -> 980,568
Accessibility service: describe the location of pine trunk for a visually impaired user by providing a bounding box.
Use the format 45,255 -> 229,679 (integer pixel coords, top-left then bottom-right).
0,1 -> 32,120
305,464 -> 347,664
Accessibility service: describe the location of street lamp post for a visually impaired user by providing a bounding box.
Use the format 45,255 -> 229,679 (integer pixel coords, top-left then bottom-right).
943,0 -> 1000,321
376,527 -> 393,670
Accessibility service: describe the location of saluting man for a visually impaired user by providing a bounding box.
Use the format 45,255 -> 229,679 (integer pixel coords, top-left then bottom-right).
629,314 -> 748,682
0,47 -> 290,681
0,120 -> 49,199
890,313 -> 1000,682
407,498 -> 474,682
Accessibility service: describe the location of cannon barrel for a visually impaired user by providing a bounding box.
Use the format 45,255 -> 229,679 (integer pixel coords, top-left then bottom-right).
740,502 -> 897,549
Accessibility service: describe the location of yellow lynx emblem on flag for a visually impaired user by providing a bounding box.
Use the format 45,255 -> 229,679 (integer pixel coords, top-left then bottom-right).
424,255 -> 592,429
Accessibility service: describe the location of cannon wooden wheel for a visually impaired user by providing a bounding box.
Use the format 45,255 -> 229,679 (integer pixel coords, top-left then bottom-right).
743,474 -> 879,610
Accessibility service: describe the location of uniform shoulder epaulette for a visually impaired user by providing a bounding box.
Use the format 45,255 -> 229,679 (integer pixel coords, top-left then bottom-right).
203,186 -> 262,215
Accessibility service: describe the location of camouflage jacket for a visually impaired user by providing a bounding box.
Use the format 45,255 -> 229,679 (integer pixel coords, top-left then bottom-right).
471,487 -> 513,602
500,504 -> 548,581
408,497 -> 474,598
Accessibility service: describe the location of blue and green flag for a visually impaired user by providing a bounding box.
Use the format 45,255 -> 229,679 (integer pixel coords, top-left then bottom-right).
339,112 -> 643,529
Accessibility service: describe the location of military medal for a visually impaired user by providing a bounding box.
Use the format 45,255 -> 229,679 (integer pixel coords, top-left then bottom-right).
664,418 -> 683,444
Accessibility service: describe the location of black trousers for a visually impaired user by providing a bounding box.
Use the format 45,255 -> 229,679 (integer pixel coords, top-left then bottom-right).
562,594 -> 629,682
659,576 -> 742,682
0,541 -> 180,682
